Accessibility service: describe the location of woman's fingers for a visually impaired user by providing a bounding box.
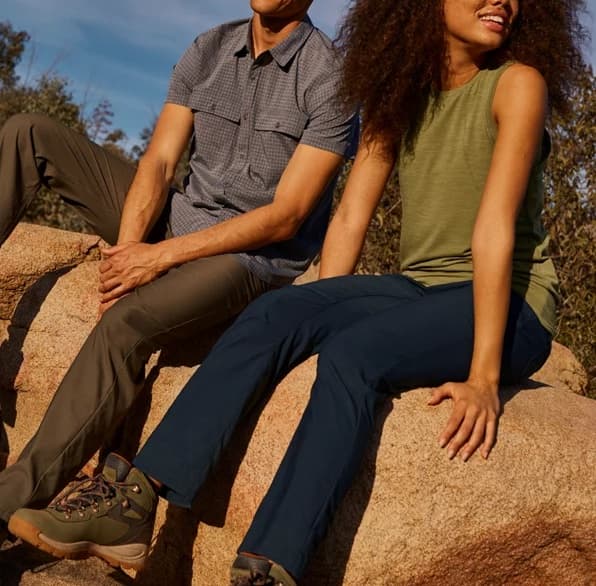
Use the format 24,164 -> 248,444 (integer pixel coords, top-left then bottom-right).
481,415 -> 498,459
428,384 -> 452,406
460,414 -> 487,462
439,400 -> 466,448
430,381 -> 500,461
445,406 -> 479,458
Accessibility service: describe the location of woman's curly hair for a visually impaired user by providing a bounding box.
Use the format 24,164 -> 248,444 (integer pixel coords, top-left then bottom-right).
336,0 -> 589,153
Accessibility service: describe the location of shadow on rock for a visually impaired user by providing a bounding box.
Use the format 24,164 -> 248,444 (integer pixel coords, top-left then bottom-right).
98,321 -> 232,466
0,268 -> 72,472
136,379 -> 269,586
301,397 -> 393,585
0,541 -> 134,586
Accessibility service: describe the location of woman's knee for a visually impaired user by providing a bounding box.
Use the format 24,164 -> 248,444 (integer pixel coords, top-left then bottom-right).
317,337 -> 381,395
236,285 -> 308,325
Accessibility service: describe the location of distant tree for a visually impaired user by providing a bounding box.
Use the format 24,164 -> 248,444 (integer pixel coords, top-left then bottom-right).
0,22 -> 129,232
0,21 -> 28,88
130,119 -> 155,162
543,63 -> 595,392
87,98 -> 114,142
0,74 -> 84,131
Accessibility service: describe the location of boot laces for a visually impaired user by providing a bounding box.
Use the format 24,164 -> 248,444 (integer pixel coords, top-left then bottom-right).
231,573 -> 278,586
50,475 -> 140,514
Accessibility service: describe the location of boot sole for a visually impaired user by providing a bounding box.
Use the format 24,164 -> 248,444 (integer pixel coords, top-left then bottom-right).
8,516 -> 147,571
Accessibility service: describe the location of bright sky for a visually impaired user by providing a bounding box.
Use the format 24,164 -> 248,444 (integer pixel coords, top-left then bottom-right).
3,0 -> 595,149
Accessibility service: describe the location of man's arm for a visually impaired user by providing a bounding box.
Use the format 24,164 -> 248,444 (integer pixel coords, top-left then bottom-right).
99,143 -> 344,304
319,137 -> 394,278
96,104 -> 192,314
116,104 -> 193,244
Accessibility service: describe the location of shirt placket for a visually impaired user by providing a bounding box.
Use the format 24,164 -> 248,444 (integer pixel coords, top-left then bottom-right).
226,53 -> 267,189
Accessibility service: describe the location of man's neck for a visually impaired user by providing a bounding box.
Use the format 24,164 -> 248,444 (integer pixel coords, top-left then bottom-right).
251,13 -> 305,58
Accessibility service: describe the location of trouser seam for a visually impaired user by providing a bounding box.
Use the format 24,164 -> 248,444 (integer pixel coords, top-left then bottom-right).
24,257 -> 268,507
25,302 -> 236,505
137,291 -> 416,507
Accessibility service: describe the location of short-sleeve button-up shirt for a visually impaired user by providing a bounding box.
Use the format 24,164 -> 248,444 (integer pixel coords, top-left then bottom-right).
166,17 -> 357,284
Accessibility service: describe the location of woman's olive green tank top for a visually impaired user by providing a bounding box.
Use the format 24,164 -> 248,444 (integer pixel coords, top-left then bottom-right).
398,62 -> 558,334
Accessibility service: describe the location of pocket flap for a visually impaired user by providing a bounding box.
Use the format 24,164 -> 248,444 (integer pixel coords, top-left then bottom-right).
188,88 -> 241,123
255,109 -> 307,138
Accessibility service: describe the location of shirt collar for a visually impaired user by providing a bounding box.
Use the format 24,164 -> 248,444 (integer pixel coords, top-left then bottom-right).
233,15 -> 314,68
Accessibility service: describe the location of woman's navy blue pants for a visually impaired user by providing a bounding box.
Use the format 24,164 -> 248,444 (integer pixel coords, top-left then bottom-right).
133,275 -> 552,579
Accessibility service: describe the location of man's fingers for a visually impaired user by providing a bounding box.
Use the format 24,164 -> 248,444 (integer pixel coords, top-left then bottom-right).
98,277 -> 121,294
101,285 -> 129,303
101,245 -> 125,257
98,260 -> 113,273
97,300 -> 117,320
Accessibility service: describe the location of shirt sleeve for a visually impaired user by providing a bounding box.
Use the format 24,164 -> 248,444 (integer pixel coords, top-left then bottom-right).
165,36 -> 204,107
300,70 -> 359,158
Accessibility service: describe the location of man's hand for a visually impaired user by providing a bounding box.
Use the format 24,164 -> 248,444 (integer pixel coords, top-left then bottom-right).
98,242 -> 169,304
428,380 -> 500,462
97,297 -> 124,320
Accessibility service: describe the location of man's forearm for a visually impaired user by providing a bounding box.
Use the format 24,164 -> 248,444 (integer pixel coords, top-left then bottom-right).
117,155 -> 172,244
154,201 -> 300,271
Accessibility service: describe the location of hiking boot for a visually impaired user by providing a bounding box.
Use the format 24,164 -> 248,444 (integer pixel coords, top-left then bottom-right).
8,453 -> 157,570
230,554 -> 297,586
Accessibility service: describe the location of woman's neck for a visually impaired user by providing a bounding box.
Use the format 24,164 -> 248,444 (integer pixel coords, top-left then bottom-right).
443,46 -> 486,90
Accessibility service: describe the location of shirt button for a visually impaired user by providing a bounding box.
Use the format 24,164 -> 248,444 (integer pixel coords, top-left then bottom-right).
275,121 -> 281,128
210,103 -> 216,111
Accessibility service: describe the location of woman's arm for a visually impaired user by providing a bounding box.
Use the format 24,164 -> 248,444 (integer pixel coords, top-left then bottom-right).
428,64 -> 548,461
319,137 -> 395,278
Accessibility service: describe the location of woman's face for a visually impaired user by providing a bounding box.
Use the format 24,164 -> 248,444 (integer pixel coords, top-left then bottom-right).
443,0 -> 519,53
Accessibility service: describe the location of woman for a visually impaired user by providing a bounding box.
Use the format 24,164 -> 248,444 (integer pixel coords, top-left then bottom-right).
8,0 -> 586,584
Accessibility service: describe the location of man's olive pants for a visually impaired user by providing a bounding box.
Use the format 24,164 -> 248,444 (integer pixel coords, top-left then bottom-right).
0,113 -> 272,521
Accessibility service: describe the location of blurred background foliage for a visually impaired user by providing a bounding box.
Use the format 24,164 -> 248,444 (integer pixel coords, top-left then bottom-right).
1,21 -> 594,394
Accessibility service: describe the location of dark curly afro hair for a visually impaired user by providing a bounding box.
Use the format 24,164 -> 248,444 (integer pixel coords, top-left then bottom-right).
335,0 -> 589,153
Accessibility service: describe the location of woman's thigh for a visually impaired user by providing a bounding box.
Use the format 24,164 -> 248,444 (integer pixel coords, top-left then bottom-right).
318,282 -> 551,392
227,273 -> 426,354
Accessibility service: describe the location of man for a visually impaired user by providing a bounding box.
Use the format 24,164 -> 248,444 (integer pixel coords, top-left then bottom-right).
0,0 -> 355,544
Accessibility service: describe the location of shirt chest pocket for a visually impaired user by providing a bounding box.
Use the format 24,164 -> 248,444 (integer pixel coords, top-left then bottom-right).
253,109 -> 308,176
188,88 -> 241,158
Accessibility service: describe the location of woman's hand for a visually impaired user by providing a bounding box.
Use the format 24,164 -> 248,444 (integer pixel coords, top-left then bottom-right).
428,380 -> 500,461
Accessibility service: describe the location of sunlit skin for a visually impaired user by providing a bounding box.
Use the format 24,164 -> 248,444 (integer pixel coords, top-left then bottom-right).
96,0 -> 342,317
443,0 -> 520,87
320,0 -> 546,462
249,0 -> 313,56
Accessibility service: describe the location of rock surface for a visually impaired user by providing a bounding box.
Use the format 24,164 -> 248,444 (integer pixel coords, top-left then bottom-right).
0,224 -> 595,586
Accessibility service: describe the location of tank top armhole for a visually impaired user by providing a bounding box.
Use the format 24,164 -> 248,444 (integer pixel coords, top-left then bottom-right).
485,61 -> 517,142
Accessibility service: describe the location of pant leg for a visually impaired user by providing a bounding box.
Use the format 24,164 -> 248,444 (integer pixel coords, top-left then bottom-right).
133,274 -> 425,508
0,113 -> 135,245
0,254 -> 272,521
240,283 -> 552,578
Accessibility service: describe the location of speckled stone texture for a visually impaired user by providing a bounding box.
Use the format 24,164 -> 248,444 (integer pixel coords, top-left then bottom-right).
0,224 -> 594,586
